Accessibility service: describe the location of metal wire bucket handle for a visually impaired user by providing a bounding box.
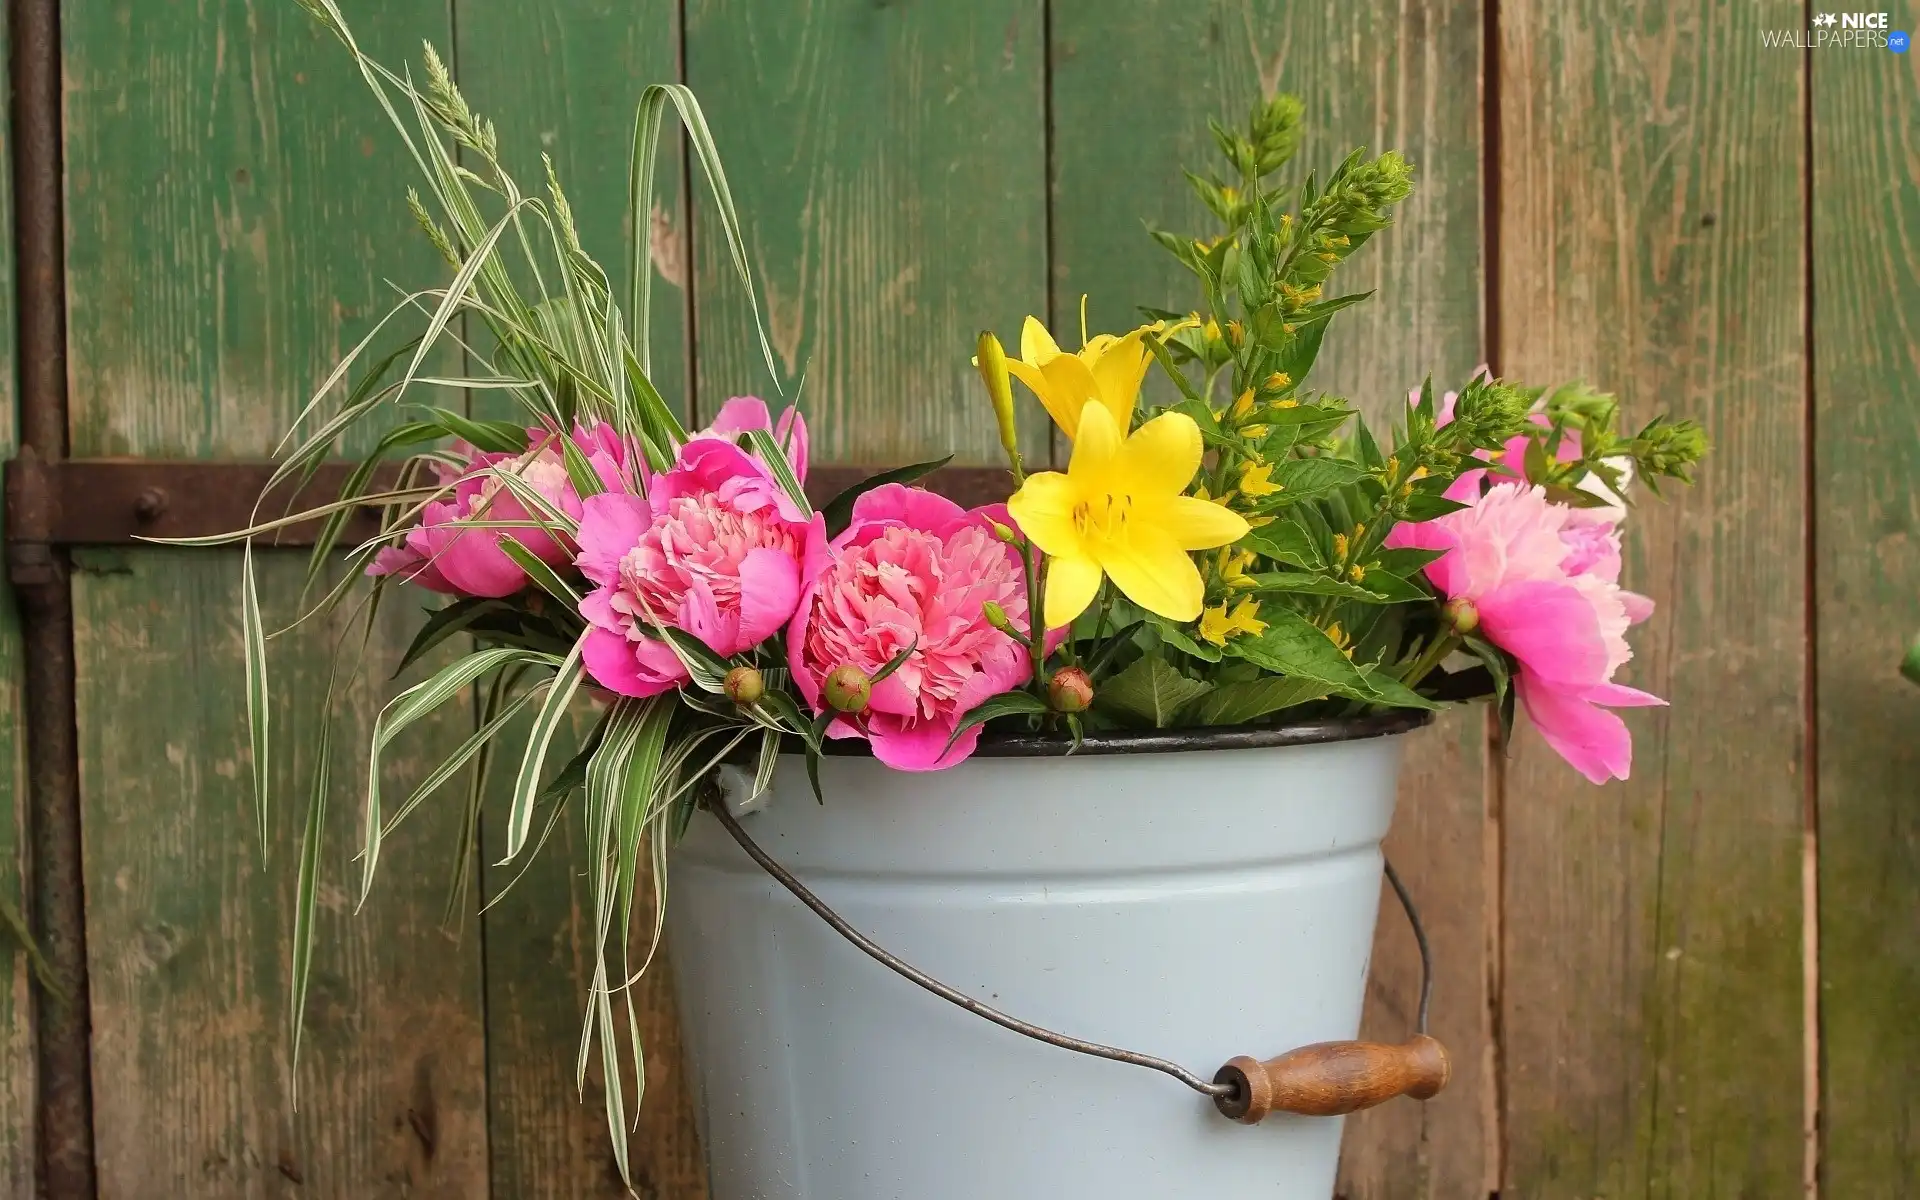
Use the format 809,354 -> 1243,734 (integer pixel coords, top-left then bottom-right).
701,796 -> 1451,1123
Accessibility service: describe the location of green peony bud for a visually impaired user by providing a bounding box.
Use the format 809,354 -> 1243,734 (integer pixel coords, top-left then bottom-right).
989,521 -> 1020,545
1444,597 -> 1480,636
723,666 -> 765,706
1902,634 -> 1920,687
823,664 -> 872,714
1047,666 -> 1095,714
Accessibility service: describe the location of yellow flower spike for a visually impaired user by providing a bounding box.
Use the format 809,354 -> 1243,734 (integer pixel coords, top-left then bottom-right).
1331,532 -> 1350,562
1004,314 -> 1155,441
1230,389 -> 1257,421
1240,425 -> 1269,440
1219,548 -> 1258,591
1263,372 -> 1293,393
1276,398 -> 1299,410
1006,404 -> 1250,628
1238,461 -> 1283,499
1199,597 -> 1267,646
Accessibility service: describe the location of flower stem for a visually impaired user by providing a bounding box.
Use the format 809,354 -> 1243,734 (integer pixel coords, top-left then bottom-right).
1400,632 -> 1461,690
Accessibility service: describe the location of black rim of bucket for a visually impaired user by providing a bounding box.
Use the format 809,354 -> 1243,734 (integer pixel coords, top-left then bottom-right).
814,707 -> 1434,759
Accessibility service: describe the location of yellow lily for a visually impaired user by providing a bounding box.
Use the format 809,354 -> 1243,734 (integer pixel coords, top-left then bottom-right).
1005,315 -> 1155,439
1007,403 -> 1250,628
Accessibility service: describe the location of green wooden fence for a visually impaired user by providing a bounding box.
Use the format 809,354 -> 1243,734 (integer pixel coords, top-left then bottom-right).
3,1 -> 1916,1196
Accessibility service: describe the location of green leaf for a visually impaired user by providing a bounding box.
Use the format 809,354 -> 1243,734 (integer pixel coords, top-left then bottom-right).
1351,568 -> 1430,604
498,538 -> 582,606
1374,546 -> 1446,576
241,543 -> 270,856
503,638 -> 587,860
1239,521 -> 1325,570
817,456 -> 955,535
418,405 -> 529,453
1225,609 -> 1438,710
745,428 -> 812,514
366,645 -> 559,903
1276,315 -> 1331,385
1145,612 -> 1222,662
1400,492 -> 1469,521
1260,458 -> 1370,504
1904,633 -> 1920,686
942,689 -> 1050,753
394,597 -> 519,679
1249,571 -> 1389,602
1183,675 -> 1329,725
1099,656 -> 1214,728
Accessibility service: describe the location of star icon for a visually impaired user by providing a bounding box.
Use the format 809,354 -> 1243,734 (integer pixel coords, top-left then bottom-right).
1814,12 -> 1838,26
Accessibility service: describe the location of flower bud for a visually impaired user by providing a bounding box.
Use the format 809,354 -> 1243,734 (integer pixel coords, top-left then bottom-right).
823,664 -> 872,714
982,600 -> 1018,636
989,520 -> 1020,544
1444,597 -> 1480,635
723,666 -> 765,706
975,331 -> 1021,466
1047,666 -> 1094,714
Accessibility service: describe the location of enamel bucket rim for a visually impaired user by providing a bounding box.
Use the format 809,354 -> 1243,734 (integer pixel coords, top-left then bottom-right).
813,707 -> 1434,760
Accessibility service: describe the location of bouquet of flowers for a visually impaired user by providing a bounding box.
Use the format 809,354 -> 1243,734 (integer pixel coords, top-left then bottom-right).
210,2 -> 1704,1181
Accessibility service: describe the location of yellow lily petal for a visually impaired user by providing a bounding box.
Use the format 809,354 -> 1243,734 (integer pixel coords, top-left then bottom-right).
1115,411 -> 1203,495
1152,495 -> 1250,550
1043,554 -> 1103,629
1038,354 -> 1101,437
1067,400 -> 1125,484
1088,332 -> 1151,430
1005,472 -> 1083,558
1099,523 -> 1205,621
1004,357 -> 1062,420
1021,314 -> 1062,364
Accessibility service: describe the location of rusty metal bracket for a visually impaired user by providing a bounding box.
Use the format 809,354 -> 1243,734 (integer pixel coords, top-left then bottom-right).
0,456 -> 1016,553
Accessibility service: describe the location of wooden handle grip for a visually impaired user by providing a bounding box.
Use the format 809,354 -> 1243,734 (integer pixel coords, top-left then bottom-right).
1212,1035 -> 1450,1123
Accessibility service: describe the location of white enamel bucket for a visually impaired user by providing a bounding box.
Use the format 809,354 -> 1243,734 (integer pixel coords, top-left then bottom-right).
667,716 -> 1425,1200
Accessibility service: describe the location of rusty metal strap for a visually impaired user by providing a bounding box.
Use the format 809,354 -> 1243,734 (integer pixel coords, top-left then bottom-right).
1,453 -> 1017,548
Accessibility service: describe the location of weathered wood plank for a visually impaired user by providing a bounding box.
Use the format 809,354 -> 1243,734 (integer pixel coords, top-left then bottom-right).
452,6 -> 708,1193
63,3 -> 491,1195
1812,33 -> 1920,1198
1497,3 -> 1806,1196
1049,5 -> 1493,1195
684,0 -> 1050,465
0,4 -> 35,1192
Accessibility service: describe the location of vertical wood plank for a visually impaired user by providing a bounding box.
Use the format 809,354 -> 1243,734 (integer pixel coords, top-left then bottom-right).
0,4 -> 35,1192
684,0 -> 1050,465
63,4 -> 490,1195
452,6 -> 708,1193
1812,34 -> 1920,1198
1497,3 -> 1806,1196
1049,4 -> 1493,1195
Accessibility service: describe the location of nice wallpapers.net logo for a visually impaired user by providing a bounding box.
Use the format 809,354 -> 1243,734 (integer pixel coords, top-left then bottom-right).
1763,11 -> 1910,50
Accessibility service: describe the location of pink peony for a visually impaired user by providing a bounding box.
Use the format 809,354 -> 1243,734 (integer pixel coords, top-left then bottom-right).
787,484 -> 1036,771
698,395 -> 809,482
575,437 -> 823,697
369,423 -> 637,598
1387,479 -> 1663,784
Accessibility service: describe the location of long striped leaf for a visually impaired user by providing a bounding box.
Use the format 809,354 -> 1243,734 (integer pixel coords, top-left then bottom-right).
362,646 -> 559,905
242,543 -> 270,855
504,635 -> 587,860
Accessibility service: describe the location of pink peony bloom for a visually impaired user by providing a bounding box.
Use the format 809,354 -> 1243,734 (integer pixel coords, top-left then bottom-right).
787,484 -> 1036,771
1387,480 -> 1663,784
368,424 -> 637,598
698,395 -> 809,482
575,437 -> 823,697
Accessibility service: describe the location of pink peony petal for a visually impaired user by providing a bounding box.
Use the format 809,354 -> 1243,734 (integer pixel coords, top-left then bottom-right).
1621,590 -> 1656,624
869,717 -> 978,772
582,627 -> 683,698
1476,579 -> 1612,687
1516,673 -> 1634,784
419,525 -> 528,598
734,546 -> 803,651
574,492 -> 653,586
850,482 -> 968,532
